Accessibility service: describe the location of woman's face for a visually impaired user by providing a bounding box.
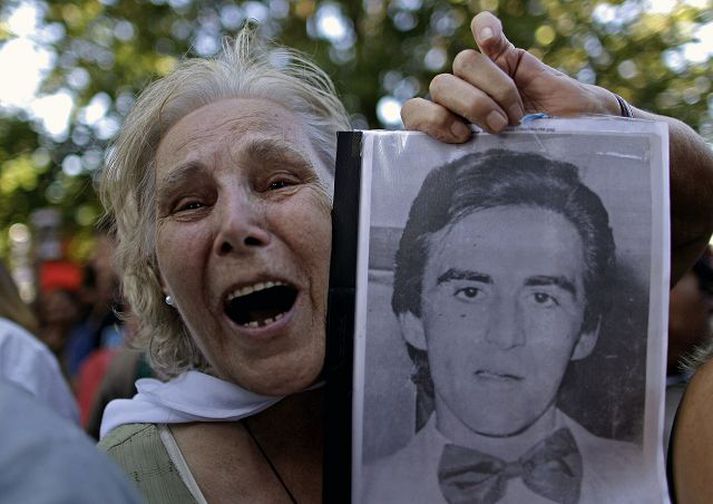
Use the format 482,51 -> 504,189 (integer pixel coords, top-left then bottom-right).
154,98 -> 332,395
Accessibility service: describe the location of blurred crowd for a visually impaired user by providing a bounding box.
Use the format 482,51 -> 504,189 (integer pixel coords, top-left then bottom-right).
1,233 -> 154,439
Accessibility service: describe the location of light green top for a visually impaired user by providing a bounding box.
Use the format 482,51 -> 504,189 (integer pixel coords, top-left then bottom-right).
99,423 -> 198,504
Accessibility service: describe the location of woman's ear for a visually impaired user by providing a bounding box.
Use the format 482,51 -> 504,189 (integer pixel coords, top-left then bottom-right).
398,312 -> 427,350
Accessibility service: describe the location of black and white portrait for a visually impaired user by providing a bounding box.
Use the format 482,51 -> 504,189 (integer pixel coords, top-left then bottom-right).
350,120 -> 669,503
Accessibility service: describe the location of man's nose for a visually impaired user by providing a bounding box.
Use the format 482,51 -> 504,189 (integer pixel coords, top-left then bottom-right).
212,190 -> 271,256
484,297 -> 525,349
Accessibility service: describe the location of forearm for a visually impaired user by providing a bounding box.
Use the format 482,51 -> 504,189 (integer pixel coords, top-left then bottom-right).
591,85 -> 713,283
631,108 -> 713,284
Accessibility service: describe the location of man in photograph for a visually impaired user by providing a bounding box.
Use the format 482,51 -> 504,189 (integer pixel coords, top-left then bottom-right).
363,149 -> 652,503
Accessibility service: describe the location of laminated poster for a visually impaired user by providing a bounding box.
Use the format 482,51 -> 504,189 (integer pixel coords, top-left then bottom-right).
324,117 -> 670,504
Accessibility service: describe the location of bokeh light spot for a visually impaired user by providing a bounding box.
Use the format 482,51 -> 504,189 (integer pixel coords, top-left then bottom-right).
376,96 -> 403,128
424,47 -> 447,71
535,25 -> 555,46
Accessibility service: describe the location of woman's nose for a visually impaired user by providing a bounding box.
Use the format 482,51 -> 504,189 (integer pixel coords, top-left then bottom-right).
213,191 -> 271,256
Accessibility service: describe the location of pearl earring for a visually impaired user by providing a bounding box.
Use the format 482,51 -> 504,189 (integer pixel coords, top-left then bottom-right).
165,295 -> 174,306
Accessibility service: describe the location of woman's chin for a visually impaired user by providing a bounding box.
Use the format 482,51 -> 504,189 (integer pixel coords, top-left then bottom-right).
230,355 -> 324,397
248,372 -> 322,397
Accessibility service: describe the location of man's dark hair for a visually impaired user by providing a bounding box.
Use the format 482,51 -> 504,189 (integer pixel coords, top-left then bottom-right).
392,148 -> 616,343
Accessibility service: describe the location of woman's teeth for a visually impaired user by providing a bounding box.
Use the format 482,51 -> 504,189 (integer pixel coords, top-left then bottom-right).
240,311 -> 286,328
227,280 -> 287,301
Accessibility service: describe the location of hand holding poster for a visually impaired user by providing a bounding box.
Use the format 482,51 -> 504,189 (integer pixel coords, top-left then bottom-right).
325,117 -> 670,503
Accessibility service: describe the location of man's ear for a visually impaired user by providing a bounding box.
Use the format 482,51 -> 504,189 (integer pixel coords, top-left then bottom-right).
571,318 -> 601,361
398,312 -> 427,351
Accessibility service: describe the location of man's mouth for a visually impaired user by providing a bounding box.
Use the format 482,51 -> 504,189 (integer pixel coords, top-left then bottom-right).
224,281 -> 298,328
474,369 -> 523,382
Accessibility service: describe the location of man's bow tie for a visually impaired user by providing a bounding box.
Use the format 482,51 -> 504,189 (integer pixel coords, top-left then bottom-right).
437,427 -> 582,504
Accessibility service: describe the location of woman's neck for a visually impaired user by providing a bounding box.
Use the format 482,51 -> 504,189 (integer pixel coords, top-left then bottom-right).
247,387 -> 325,459
171,387 -> 324,503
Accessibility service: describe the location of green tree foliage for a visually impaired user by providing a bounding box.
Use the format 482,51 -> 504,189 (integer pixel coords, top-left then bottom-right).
0,0 -> 711,259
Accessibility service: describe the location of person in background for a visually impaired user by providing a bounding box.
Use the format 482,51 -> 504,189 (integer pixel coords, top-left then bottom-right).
65,233 -> 123,381
0,259 -> 79,422
64,233 -> 128,427
36,287 -> 80,359
669,246 -> 713,503
86,345 -> 154,440
75,333 -> 124,429
0,379 -> 143,503
0,261 -> 38,335
664,247 -> 713,451
85,311 -> 155,439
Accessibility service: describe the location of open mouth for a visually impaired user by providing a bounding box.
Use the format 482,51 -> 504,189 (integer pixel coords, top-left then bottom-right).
224,281 -> 298,328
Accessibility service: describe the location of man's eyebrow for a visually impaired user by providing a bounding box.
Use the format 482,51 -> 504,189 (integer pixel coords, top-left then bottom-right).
524,275 -> 578,297
437,268 -> 492,285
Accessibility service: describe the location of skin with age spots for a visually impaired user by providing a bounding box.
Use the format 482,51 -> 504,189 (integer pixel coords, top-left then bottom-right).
154,97 -> 333,396
401,205 -> 598,453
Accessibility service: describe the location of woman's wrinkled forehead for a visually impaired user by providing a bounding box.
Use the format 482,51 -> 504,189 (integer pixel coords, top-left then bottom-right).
155,97 -> 332,186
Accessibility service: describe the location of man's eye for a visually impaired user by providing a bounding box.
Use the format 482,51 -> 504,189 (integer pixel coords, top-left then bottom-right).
454,287 -> 482,301
532,292 -> 558,307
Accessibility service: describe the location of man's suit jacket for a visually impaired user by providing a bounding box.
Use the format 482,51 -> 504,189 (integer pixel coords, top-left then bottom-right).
362,410 -> 661,503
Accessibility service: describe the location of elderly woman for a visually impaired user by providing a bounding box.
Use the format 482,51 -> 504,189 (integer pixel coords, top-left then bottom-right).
98,12 -> 713,503
98,24 -> 349,503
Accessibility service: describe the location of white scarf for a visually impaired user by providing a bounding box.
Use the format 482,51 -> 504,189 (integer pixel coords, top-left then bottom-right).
99,370 -> 283,439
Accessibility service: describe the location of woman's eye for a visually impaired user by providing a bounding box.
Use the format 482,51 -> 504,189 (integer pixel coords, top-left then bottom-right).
266,176 -> 300,191
454,287 -> 482,301
176,201 -> 203,212
269,180 -> 290,190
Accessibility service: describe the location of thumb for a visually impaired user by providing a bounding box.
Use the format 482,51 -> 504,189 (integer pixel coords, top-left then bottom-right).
471,11 -> 540,78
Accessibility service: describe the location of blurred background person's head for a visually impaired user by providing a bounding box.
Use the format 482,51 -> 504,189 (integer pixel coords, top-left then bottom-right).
0,261 -> 38,334
670,246 -> 713,375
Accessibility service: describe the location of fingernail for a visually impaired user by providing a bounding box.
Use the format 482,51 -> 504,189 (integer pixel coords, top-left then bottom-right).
486,111 -> 508,132
450,121 -> 471,140
509,104 -> 524,123
479,27 -> 494,42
